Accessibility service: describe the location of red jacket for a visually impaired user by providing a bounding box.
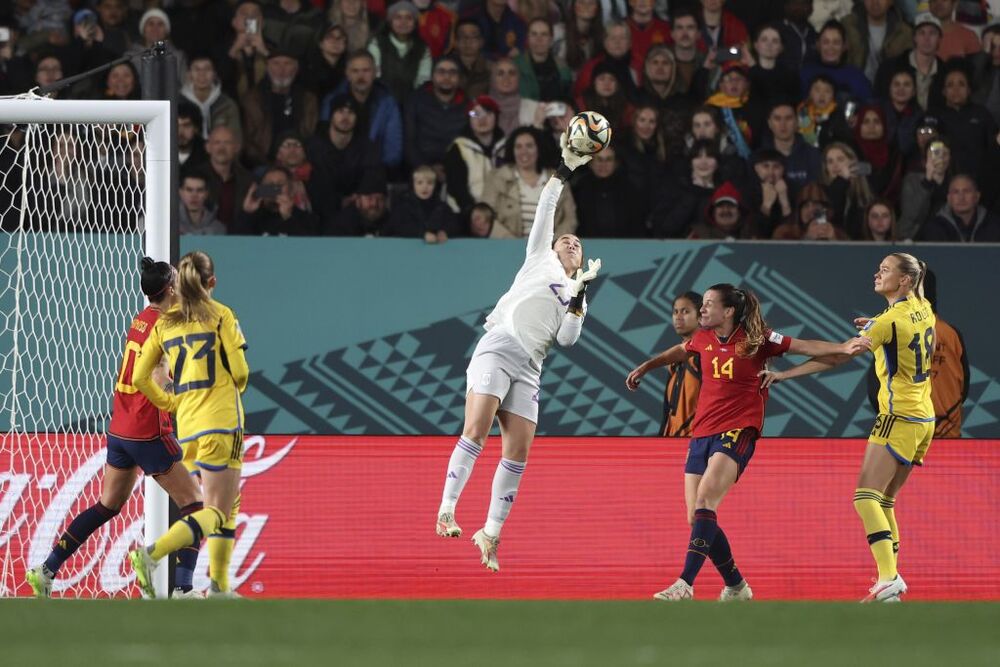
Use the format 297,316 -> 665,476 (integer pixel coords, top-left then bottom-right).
419,4 -> 457,59
627,17 -> 671,71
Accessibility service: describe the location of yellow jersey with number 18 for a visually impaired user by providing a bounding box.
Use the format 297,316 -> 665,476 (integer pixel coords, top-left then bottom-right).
133,300 -> 249,443
862,296 -> 935,421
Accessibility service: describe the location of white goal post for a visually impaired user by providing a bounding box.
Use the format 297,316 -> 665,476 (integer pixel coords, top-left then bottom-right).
0,98 -> 171,598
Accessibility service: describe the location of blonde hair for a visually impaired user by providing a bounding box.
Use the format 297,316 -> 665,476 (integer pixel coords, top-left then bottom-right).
164,251 -> 217,325
889,252 -> 927,300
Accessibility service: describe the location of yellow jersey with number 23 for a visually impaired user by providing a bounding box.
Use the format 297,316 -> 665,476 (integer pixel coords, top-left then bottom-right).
862,296 -> 935,421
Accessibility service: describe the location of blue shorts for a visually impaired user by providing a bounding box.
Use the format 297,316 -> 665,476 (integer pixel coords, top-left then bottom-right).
684,428 -> 759,479
106,434 -> 182,477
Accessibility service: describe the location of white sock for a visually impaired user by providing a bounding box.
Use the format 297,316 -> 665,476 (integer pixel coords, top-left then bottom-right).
439,436 -> 482,514
484,458 -> 526,537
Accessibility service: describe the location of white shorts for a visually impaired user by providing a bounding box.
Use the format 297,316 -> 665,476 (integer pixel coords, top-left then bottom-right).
466,329 -> 542,424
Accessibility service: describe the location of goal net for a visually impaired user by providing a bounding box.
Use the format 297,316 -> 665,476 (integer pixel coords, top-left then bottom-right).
0,99 -> 171,598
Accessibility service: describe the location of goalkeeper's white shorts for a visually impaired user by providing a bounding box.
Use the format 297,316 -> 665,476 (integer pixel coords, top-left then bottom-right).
466,329 -> 541,424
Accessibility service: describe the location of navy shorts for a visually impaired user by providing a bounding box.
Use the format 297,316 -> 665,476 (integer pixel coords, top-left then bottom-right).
106,434 -> 182,476
684,428 -> 759,479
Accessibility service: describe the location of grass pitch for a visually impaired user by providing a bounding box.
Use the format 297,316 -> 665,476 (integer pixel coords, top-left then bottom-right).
2,599 -> 996,666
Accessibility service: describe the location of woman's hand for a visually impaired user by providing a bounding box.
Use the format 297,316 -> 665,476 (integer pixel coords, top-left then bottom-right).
758,368 -> 784,389
853,316 -> 870,330
625,364 -> 647,391
840,336 -> 871,355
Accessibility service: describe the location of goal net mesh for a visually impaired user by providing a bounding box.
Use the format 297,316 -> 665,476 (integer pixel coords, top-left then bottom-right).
0,120 -> 147,597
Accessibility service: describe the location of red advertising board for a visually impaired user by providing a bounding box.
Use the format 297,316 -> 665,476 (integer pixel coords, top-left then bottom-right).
3,435 -> 998,600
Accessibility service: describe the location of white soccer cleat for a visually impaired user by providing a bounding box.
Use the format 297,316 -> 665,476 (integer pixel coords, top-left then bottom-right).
436,512 -> 462,538
171,587 -> 204,600
862,574 -> 907,603
653,578 -> 693,601
25,566 -> 53,599
719,581 -> 753,601
207,581 -> 243,599
471,529 -> 500,572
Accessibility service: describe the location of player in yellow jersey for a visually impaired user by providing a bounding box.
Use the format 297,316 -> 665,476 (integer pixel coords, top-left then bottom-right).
760,252 -> 932,602
127,251 -> 249,599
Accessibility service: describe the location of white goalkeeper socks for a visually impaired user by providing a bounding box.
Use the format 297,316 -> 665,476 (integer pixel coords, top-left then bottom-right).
439,436 -> 482,514
484,458 -> 526,537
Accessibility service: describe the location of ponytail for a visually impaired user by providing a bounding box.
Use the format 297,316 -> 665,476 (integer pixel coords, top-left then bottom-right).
707,283 -> 767,357
914,260 -> 927,300
164,251 -> 217,325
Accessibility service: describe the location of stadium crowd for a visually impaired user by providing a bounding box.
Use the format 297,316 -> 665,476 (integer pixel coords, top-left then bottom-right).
1,0 -> 999,242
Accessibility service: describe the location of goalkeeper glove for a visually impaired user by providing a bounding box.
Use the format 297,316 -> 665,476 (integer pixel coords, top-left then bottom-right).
567,258 -> 602,315
556,131 -> 593,180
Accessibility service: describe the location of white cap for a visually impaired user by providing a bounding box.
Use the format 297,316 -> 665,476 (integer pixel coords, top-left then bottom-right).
913,13 -> 942,33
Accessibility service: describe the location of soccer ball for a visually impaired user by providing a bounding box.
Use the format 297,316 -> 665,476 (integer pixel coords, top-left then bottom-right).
566,111 -> 612,156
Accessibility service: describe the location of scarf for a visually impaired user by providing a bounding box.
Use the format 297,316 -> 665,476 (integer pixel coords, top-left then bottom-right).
796,99 -> 836,148
853,104 -> 890,169
489,88 -> 522,135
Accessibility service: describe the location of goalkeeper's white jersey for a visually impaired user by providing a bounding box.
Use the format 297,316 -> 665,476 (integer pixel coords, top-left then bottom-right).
484,177 -> 585,367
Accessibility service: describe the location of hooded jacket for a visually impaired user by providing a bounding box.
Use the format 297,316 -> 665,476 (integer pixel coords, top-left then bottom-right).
180,82 -> 242,140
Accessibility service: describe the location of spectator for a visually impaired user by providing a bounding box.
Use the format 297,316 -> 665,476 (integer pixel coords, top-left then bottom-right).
405,55 -> 468,171
860,197 -> 898,241
970,23 -> 1000,127
821,141 -> 874,237
0,27 -> 33,96
178,172 -> 226,236
177,102 -> 209,171
705,62 -> 762,159
617,104 -> 668,201
930,0 -> 981,60
762,101 -> 823,196
124,9 -> 187,90
573,20 -> 639,101
271,131 -> 315,212
321,50 -> 404,169
234,166 -> 320,236
842,0 -> 912,83
922,270 -> 969,439
468,201 -> 497,237
14,0 -> 72,54
578,60 -> 635,130
33,51 -> 66,99
64,9 -> 118,91
464,0 -> 527,59
637,45 -> 693,148
627,0 -> 670,67
557,0 -> 605,71
853,103 -> 903,200
443,95 -> 506,215
934,64 -> 998,186
328,0 -> 374,53
451,19 -> 491,98
748,148 -> 793,237
747,22 -> 801,103
679,105 -> 746,183
512,0 -> 562,25
93,0 -> 137,56
100,62 -> 140,100
181,55 -> 242,140
920,173 -> 1000,241
517,18 -> 573,101
300,23 -> 349,98
306,93 -> 384,221
898,134 -> 952,239
797,73 -> 852,147
668,9 -> 709,98
698,0 -> 748,51
689,181 -> 756,239
415,0 -> 456,59
489,57 -> 544,134
262,0 -> 322,50
241,49 -> 318,167
384,164 -> 459,240
328,188 -> 390,235
226,2 -> 270,98
874,14 -> 945,110
202,125 -> 253,230
772,181 -> 850,239
370,1 -> 432,108
651,138 -> 720,238
881,68 -> 923,160
571,144 -> 646,237
778,0 -> 819,69
482,126 -> 577,238
800,20 -> 873,101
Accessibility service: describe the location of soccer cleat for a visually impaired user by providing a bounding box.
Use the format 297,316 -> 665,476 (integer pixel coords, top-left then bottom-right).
128,548 -> 159,599
719,581 -> 753,601
171,587 -> 204,599
862,574 -> 907,603
436,512 -> 462,537
207,581 -> 243,599
25,566 -> 53,599
471,529 -> 500,572
653,578 -> 693,601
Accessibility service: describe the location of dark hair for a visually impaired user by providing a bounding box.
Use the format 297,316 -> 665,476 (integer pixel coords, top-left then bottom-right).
947,172 -> 979,192
674,291 -> 703,310
140,256 -> 174,303
177,100 -> 204,131
564,0 -> 605,69
818,20 -> 848,65
454,18 -> 482,36
807,73 -> 837,91
861,197 -> 898,242
180,171 -> 208,187
688,137 -> 721,162
670,7 -> 701,27
527,17 -> 554,35
767,100 -> 797,117
706,283 -> 766,357
502,126 -> 554,171
346,48 -> 375,66
751,21 -> 784,50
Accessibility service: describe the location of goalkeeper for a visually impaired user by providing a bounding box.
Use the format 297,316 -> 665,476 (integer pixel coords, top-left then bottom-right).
434,131 -> 602,573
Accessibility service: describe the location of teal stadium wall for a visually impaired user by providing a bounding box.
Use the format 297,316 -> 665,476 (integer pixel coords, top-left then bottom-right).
2,237 -> 997,436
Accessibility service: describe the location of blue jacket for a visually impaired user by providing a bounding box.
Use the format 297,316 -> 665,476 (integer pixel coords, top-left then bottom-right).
800,60 -> 873,103
321,81 -> 403,168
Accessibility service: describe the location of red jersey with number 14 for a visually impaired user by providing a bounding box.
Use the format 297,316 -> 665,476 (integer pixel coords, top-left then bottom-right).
108,307 -> 173,440
684,326 -> 792,438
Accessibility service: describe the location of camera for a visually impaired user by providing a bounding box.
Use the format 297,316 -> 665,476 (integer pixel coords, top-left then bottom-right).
929,141 -> 944,159
256,183 -> 282,200
245,17 -> 258,35
716,46 -> 741,63
814,210 -> 829,225
0,27 -> 12,43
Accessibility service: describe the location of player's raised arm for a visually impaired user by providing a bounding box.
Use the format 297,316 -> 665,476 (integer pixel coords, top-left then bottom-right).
787,336 -> 871,358
626,343 -> 690,391
758,353 -> 852,388
525,132 -> 592,257
133,329 -> 178,413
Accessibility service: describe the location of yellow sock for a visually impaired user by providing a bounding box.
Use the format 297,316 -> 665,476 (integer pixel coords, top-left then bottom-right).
150,506 -> 225,561
880,495 -> 899,567
208,494 -> 240,591
854,488 -> 897,581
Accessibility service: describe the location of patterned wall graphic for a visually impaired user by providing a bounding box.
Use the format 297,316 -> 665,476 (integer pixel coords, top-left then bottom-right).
173,238 -> 998,439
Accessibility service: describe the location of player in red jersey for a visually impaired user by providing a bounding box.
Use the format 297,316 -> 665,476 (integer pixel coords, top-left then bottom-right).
25,258 -> 203,599
626,283 -> 867,601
